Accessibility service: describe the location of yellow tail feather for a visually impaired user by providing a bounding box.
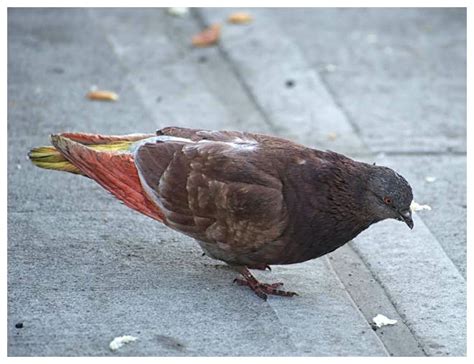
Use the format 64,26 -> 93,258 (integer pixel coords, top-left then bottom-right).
28,140 -> 135,175
28,146 -> 83,174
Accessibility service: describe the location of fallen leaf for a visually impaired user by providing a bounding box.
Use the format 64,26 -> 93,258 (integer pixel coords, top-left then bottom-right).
372,314 -> 397,328
410,201 -> 432,212
192,24 -> 221,47
109,335 -> 137,351
87,90 -> 119,102
228,12 -> 253,24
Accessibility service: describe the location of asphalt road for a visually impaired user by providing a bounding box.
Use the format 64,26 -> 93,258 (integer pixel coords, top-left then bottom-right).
7,8 -> 466,356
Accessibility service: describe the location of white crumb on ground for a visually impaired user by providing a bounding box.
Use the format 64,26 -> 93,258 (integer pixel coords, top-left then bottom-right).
372,314 -> 397,328
167,7 -> 189,16
109,335 -> 138,351
425,176 -> 437,183
327,132 -> 338,140
410,201 -> 432,212
366,33 -> 378,44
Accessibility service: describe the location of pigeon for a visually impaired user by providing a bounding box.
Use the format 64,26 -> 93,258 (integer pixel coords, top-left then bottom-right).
29,127 -> 414,300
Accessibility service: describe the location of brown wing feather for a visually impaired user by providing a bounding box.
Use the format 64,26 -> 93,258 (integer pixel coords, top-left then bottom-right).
157,126 -> 306,150
134,138 -> 289,264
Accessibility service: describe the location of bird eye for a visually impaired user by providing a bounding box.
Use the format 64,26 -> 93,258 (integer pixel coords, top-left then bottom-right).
383,196 -> 392,205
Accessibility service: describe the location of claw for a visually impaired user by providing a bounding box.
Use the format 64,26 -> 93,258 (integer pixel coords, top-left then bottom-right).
232,266 -> 298,300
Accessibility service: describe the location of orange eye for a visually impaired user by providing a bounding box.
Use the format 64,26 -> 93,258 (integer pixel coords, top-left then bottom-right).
384,196 -> 392,205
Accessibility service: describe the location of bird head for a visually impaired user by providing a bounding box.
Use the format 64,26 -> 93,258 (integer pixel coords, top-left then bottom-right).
366,165 -> 414,229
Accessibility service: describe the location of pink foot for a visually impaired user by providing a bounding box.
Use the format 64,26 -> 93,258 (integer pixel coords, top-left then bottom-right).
232,267 -> 298,300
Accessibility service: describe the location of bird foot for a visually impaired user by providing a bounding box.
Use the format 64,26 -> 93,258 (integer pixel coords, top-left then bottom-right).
232,267 -> 298,300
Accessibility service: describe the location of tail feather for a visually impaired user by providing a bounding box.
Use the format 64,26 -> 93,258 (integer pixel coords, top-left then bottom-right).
58,132 -> 154,145
29,133 -> 164,222
29,146 -> 83,174
28,132 -> 155,175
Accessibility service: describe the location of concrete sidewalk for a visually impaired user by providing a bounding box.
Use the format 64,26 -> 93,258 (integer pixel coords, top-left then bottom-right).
7,8 -> 466,356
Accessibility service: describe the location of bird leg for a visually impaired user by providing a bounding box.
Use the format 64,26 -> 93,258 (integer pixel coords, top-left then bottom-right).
232,266 -> 298,300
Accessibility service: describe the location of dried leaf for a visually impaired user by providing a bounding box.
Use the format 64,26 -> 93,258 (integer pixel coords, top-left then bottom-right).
228,12 -> 253,24
192,24 -> 221,47
87,90 -> 119,102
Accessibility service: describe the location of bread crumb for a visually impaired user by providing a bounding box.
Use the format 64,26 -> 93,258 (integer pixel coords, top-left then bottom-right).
228,12 -> 253,24
87,90 -> 119,102
366,33 -> 378,44
167,7 -> 189,16
410,201 -> 432,212
109,335 -> 137,351
325,64 -> 337,72
327,132 -> 337,141
372,314 -> 397,328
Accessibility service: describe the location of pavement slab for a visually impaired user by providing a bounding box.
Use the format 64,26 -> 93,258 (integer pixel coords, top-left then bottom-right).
89,8 -> 268,134
198,8 -> 366,155
9,210 -> 388,356
351,214 -> 466,356
270,8 -> 466,154
328,246 -> 426,356
373,154 -> 466,278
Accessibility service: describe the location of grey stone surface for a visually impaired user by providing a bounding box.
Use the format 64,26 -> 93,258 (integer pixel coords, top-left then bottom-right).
270,8 -> 466,154
198,8 -> 367,155
88,8 -> 269,134
328,246 -> 425,356
8,7 -> 466,357
8,212 -> 297,356
9,212 -> 390,356
373,154 -> 467,278
8,9 -> 151,137
351,214 -> 466,356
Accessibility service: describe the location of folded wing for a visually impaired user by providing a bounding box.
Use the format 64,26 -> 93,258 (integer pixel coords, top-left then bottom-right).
134,136 -> 289,261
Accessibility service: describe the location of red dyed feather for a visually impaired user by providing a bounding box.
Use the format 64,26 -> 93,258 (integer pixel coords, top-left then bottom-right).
50,135 -> 164,222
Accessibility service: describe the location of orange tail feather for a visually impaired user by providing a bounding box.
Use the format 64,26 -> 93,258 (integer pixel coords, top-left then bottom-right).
51,134 -> 164,222
58,132 -> 154,145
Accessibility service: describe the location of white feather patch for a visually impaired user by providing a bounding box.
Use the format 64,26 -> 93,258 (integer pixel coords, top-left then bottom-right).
130,136 -> 192,153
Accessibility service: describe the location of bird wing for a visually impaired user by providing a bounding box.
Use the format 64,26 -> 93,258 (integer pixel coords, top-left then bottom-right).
156,126 -> 308,150
134,136 -> 289,255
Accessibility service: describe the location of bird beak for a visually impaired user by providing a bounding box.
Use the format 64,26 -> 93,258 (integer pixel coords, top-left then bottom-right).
399,209 -> 414,229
